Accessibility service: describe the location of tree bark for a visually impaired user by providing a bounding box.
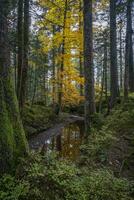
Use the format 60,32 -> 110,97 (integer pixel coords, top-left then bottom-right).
83,0 -> 96,133
52,26 -> 56,105
128,0 -> 134,92
58,0 -> 68,111
99,64 -> 105,113
21,0 -> 30,107
104,39 -> 108,101
119,21 -> 123,90
17,0 -> 30,108
99,36 -> 108,113
17,0 -> 24,106
110,0 -> 119,108
79,0 -> 83,97
124,0 -> 134,98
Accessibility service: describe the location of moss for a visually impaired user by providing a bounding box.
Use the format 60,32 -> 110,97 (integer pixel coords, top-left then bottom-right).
0,80 -> 15,172
105,108 -> 134,136
22,105 -> 57,137
0,75 -> 28,173
3,77 -> 28,157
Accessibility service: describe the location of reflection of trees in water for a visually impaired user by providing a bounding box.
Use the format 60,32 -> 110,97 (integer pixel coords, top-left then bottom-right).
51,137 -> 55,150
56,135 -> 62,152
49,122 -> 85,161
45,121 -> 85,160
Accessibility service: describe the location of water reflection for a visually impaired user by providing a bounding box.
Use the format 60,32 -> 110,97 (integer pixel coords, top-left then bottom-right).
44,121 -> 85,161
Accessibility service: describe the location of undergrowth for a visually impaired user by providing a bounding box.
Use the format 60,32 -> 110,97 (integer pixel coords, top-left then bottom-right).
0,153 -> 133,200
0,97 -> 134,200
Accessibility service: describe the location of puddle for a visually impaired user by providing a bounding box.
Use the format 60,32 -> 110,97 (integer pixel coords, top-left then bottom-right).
43,120 -> 85,161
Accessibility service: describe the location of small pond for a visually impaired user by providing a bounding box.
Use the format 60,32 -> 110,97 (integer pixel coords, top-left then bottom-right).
43,121 -> 85,161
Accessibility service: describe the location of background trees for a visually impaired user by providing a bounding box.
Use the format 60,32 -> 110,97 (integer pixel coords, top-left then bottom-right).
6,0 -> 134,114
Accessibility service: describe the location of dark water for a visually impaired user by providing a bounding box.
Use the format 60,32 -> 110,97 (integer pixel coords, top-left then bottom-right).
43,121 -> 85,161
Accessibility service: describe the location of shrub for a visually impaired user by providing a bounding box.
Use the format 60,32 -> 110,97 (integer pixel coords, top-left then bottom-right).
80,128 -> 116,168
105,108 -> 134,135
18,152 -> 87,200
85,169 -> 134,200
0,175 -> 29,200
1,154 -> 133,200
91,113 -> 105,130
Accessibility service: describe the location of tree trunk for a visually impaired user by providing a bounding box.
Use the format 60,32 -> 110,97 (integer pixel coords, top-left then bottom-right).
14,49 -> 17,92
17,0 -> 30,108
124,0 -> 134,98
104,39 -> 108,101
52,26 -> 56,105
128,0 -> 134,92
99,64 -> 105,113
17,0 -> 24,107
110,0 -> 119,108
119,21 -> 123,90
79,0 -> 83,96
79,53 -> 84,96
44,65 -> 47,106
21,0 -> 30,107
0,0 -> 28,173
99,37 -> 108,113
31,67 -> 37,105
83,0 -> 96,133
58,0 -> 68,111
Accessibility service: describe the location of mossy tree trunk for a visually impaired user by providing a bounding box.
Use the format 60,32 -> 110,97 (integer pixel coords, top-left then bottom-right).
0,0 -> 28,174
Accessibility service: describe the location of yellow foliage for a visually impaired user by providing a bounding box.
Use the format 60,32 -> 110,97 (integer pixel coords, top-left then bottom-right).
35,0 -> 104,107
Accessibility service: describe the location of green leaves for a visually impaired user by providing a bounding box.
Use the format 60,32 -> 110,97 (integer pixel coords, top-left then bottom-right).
0,175 -> 29,200
17,152 -> 87,200
85,169 -> 134,200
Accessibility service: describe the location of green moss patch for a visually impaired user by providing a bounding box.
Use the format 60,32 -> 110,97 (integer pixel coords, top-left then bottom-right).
22,105 -> 57,138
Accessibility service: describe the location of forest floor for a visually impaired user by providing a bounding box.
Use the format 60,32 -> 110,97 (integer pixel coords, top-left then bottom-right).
1,98 -> 134,200
80,97 -> 134,181
24,99 -> 134,182
108,130 -> 134,180
23,99 -> 134,181
107,114 -> 134,180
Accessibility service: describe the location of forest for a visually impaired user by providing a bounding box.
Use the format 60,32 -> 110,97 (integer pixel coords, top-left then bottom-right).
0,0 -> 134,199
